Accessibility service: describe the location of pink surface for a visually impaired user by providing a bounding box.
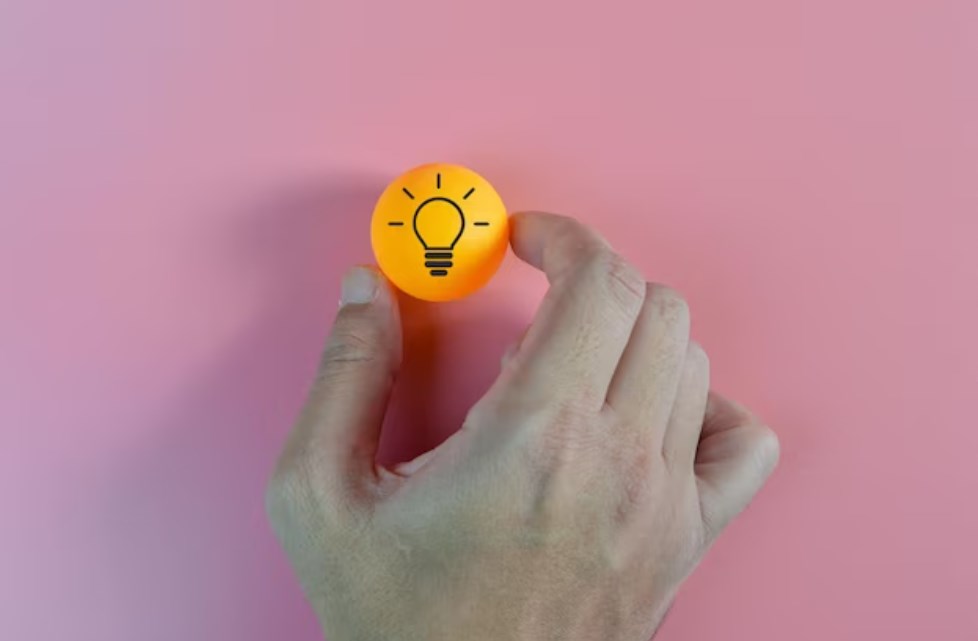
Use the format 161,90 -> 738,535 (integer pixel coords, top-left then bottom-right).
2,0 -> 977,639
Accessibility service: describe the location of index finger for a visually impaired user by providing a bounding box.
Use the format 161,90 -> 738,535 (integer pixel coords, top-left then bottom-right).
498,212 -> 646,412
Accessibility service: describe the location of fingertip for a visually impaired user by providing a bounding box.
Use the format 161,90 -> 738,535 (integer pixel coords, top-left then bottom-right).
330,264 -> 402,364
508,211 -> 552,267
340,265 -> 400,311
339,265 -> 385,307
752,423 -> 781,475
509,211 -> 609,275
371,266 -> 398,304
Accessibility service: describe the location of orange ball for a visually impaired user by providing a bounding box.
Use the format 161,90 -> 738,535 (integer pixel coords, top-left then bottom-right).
371,163 -> 509,302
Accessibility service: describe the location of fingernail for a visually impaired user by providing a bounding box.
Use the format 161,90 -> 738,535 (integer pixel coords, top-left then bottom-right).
340,267 -> 378,306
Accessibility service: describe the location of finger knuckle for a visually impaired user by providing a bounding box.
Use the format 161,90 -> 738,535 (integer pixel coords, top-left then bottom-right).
616,450 -> 656,512
318,331 -> 378,376
647,284 -> 690,328
528,402 -> 603,465
583,249 -> 646,313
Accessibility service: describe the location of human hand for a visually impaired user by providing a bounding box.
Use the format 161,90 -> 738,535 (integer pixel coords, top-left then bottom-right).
266,212 -> 779,641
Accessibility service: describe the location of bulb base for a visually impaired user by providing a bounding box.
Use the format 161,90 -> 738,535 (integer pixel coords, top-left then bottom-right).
424,250 -> 453,277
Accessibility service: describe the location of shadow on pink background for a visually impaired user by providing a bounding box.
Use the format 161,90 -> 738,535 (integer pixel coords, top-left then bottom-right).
1,0 -> 976,639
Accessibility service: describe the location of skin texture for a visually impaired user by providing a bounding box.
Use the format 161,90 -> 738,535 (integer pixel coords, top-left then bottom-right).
266,212 -> 780,641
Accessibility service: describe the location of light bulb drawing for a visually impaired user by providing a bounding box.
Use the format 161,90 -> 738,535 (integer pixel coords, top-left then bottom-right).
388,172 -> 490,277
413,197 -> 464,276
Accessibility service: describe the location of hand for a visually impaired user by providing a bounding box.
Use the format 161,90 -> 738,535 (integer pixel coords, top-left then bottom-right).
266,212 -> 780,641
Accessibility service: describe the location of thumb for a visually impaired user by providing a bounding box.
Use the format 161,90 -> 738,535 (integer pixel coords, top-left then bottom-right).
281,266 -> 402,496
695,392 -> 780,541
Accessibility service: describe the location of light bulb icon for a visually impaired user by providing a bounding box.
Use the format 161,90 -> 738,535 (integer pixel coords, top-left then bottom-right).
372,163 -> 508,302
413,197 -> 465,276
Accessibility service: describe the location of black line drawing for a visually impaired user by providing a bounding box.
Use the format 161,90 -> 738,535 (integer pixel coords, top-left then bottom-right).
390,175 -> 479,277
413,196 -> 465,277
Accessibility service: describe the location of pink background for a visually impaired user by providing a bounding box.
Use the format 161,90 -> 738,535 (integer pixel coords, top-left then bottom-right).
2,0 -> 977,639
